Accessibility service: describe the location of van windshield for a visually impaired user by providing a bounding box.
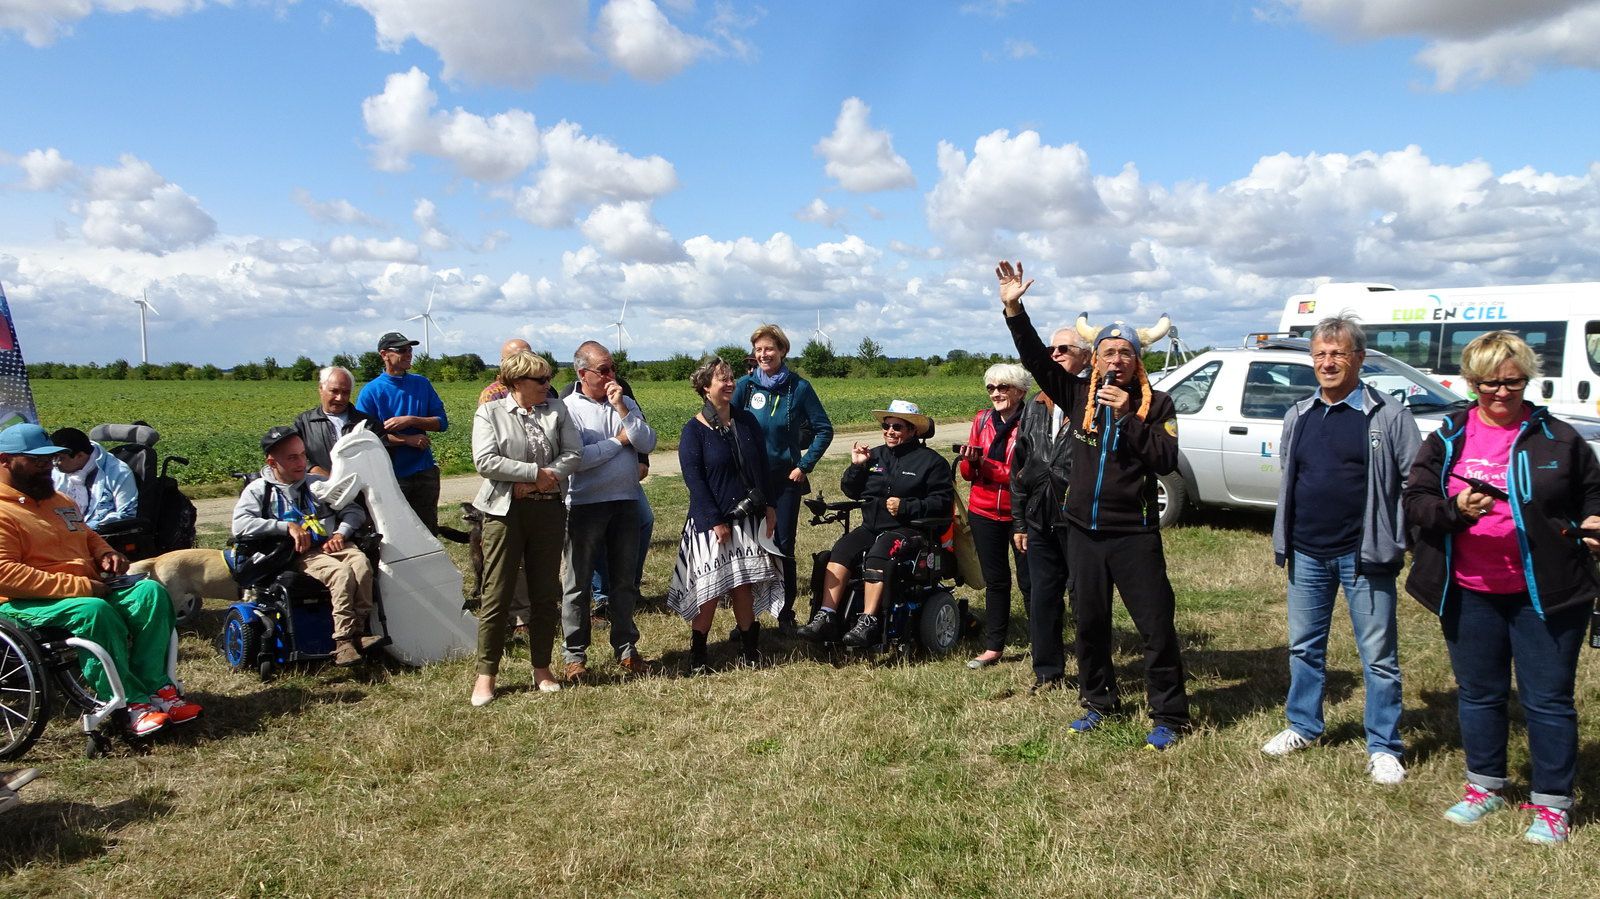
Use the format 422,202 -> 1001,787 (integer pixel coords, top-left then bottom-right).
1361,354 -> 1468,413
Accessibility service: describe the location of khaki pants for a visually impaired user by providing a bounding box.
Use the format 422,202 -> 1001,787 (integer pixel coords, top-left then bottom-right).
478,498 -> 566,675
298,546 -> 375,641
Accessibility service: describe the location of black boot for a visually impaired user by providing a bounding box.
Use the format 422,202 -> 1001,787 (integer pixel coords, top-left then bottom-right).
795,607 -> 836,642
739,621 -> 761,668
688,629 -> 710,676
841,613 -> 880,648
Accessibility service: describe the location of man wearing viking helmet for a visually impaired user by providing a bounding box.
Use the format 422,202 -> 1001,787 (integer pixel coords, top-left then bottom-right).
996,260 -> 1191,751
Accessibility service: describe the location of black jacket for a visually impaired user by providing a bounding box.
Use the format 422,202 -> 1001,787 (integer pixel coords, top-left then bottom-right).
842,441 -> 955,534
293,406 -> 380,474
1403,403 -> 1600,618
1007,306 -> 1179,533
1010,391 -> 1077,534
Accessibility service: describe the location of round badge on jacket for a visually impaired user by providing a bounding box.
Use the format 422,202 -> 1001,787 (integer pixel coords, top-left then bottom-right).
749,392 -> 767,410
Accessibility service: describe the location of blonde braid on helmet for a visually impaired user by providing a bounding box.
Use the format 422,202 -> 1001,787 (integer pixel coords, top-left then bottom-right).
1135,363 -> 1152,421
1081,363 -> 1101,434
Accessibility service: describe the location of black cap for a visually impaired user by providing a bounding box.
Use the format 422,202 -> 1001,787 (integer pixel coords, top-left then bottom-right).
378,331 -> 420,352
261,425 -> 299,454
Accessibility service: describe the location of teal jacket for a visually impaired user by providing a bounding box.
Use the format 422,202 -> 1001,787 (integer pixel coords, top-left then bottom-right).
732,370 -> 833,483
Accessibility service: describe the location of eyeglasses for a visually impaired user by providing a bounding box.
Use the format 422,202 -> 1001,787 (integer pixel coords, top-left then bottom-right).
881,421 -> 911,432
1098,348 -> 1137,361
1474,377 -> 1528,392
985,384 -> 1017,393
1310,350 -> 1356,363
1050,344 -> 1084,356
522,375 -> 551,385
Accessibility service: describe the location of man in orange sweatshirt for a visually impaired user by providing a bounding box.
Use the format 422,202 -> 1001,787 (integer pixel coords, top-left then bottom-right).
0,423 -> 200,737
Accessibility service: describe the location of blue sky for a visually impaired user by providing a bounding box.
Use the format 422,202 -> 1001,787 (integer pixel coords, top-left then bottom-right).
3,0 -> 1599,366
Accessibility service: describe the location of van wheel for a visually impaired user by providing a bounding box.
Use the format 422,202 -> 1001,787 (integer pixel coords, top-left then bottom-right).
1156,473 -> 1187,529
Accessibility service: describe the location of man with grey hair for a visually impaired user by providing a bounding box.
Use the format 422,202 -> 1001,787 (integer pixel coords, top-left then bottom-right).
294,365 -> 380,477
1265,314 -> 1420,785
559,339 -> 658,681
1009,325 -> 1091,693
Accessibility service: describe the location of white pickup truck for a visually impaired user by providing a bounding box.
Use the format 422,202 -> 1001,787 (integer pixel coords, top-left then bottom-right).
1150,337 -> 1600,528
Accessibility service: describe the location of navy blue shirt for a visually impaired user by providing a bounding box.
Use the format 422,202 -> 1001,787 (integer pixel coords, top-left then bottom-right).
1290,390 -> 1368,560
678,410 -> 768,533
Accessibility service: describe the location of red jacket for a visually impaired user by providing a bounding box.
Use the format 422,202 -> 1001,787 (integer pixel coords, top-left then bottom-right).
959,408 -> 1022,522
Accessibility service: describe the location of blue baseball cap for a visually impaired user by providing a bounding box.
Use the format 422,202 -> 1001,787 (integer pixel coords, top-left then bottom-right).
0,423 -> 68,456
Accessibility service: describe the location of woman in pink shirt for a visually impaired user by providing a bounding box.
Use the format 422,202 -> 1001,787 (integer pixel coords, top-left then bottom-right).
1405,331 -> 1600,844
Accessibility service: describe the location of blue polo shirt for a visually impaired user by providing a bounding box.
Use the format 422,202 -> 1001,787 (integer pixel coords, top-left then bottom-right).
354,373 -> 448,478
1290,387 -> 1367,560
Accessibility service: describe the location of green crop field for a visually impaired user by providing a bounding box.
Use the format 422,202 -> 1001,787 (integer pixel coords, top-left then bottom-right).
30,376 -> 995,491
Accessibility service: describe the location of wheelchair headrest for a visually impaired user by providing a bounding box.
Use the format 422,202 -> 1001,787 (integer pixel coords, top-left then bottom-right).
89,423 -> 160,447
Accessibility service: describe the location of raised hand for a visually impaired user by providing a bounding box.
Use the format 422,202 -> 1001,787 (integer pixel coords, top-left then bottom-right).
996,260 -> 1034,310
850,442 -> 870,465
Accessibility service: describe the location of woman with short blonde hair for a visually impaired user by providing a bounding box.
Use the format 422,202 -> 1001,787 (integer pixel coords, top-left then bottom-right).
497,351 -> 553,387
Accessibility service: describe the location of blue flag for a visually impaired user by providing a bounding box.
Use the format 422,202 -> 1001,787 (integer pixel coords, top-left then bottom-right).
0,281 -> 39,428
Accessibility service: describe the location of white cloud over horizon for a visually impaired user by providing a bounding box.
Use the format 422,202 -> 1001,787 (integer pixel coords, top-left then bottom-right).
815,98 -> 916,193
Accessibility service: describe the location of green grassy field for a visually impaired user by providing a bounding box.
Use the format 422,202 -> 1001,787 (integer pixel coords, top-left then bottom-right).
5,456 -> 1600,897
31,376 -> 993,493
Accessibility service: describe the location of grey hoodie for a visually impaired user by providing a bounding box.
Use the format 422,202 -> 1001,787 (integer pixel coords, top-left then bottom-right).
1272,383 -> 1422,575
231,465 -> 365,542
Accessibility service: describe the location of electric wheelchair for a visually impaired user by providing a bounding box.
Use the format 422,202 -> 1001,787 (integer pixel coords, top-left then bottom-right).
85,422 -> 196,564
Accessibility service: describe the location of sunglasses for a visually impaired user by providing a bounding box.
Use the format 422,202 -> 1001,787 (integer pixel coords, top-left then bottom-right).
1050,344 -> 1084,356
1475,377 -> 1528,392
985,383 -> 1017,393
522,375 -> 551,385
584,364 -> 616,376
881,421 -> 912,433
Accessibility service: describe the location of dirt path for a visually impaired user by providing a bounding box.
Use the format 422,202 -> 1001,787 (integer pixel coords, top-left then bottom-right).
191,422 -> 947,529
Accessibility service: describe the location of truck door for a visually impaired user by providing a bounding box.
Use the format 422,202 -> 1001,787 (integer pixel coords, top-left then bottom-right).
1163,360 -> 1224,501
1223,360 -> 1316,505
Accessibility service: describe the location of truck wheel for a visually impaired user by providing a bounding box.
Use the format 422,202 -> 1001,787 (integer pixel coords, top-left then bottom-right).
1157,473 -> 1187,529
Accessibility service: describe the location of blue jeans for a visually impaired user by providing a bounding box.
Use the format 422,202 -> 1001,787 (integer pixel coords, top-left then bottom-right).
1442,588 -> 1588,810
1285,550 -> 1403,756
590,487 -> 655,607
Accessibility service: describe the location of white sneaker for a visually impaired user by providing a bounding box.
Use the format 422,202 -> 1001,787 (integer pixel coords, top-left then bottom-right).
1368,752 -> 1406,785
1261,728 -> 1314,757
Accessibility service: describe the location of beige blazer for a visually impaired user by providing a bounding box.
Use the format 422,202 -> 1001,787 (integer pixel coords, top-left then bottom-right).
471,395 -> 582,516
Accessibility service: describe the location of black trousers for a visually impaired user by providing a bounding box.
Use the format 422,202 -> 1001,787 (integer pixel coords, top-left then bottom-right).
1067,523 -> 1189,729
1024,523 -> 1072,682
969,513 -> 1031,652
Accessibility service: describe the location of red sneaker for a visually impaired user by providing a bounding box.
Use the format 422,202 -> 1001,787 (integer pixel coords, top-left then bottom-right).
151,685 -> 203,725
126,703 -> 170,738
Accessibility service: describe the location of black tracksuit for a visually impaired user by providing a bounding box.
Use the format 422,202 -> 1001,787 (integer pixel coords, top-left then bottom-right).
834,442 -> 955,585
1011,391 -> 1079,681
1007,306 -> 1190,728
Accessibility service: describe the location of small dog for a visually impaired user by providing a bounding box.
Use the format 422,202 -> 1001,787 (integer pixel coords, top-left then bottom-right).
130,548 -> 239,624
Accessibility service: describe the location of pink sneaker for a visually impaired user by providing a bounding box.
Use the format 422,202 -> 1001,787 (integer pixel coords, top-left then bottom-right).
126,703 -> 170,738
151,685 -> 203,725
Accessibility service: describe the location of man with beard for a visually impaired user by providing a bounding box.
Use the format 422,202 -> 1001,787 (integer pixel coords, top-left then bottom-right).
996,260 -> 1191,751
0,423 -> 201,737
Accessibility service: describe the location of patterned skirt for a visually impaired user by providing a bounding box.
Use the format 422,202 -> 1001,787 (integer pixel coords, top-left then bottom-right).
665,514 -> 785,622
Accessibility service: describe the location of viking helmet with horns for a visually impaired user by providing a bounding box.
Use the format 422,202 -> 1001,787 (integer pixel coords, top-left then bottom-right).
1074,312 -> 1172,357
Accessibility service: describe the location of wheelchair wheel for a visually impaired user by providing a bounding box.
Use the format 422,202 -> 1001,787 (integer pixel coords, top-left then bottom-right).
916,591 -> 962,658
0,619 -> 52,761
221,607 -> 263,673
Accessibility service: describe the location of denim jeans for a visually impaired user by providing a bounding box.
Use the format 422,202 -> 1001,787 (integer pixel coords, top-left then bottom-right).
1442,588 -> 1588,809
590,487 -> 655,606
1284,550 -> 1403,756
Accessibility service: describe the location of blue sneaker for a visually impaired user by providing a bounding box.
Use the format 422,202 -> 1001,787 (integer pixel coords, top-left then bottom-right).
1144,725 -> 1181,752
1068,710 -> 1104,734
1521,803 -> 1571,844
1443,783 -> 1506,826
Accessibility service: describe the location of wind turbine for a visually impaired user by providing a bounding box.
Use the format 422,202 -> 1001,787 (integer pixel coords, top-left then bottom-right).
406,282 -> 447,356
812,310 -> 832,347
132,291 -> 159,364
610,299 -> 632,353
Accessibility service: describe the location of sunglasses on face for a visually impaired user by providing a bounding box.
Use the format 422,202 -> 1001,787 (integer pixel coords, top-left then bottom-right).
1050,344 -> 1084,356
522,375 -> 551,385
985,384 -> 1017,393
881,421 -> 912,433
585,364 -> 615,376
1475,377 -> 1528,392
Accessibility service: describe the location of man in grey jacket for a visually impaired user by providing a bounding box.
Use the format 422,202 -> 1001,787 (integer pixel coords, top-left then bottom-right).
232,426 -> 379,666
1264,316 -> 1421,785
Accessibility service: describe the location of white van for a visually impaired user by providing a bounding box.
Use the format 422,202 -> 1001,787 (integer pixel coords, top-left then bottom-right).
1279,282 -> 1600,419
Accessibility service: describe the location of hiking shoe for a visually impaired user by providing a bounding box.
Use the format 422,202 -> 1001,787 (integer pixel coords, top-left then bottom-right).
151,685 -> 203,725
1144,725 -> 1182,752
1262,728 -> 1314,757
333,640 -> 363,667
840,614 -> 880,648
126,702 -> 169,738
617,654 -> 652,676
795,608 -> 836,642
1368,752 -> 1406,786
1068,709 -> 1105,734
1522,803 -> 1571,844
1444,783 -> 1508,826
564,661 -> 588,685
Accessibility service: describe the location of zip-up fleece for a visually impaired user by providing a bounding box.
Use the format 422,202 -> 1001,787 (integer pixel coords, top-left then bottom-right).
732,372 -> 834,482
1007,307 -> 1178,533
959,408 -> 1021,522
1403,403 -> 1600,619
842,441 -> 955,534
1271,383 -> 1421,575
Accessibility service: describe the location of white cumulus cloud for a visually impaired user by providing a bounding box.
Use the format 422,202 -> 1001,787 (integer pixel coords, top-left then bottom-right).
814,97 -> 916,193
795,197 -> 846,228
76,155 -> 216,254
514,120 -> 678,227
580,201 -> 684,263
596,0 -> 710,81
412,198 -> 453,251
293,188 -> 383,227
347,0 -> 595,87
0,0 -> 210,47
13,147 -> 80,191
362,67 -> 541,181
327,234 -> 422,263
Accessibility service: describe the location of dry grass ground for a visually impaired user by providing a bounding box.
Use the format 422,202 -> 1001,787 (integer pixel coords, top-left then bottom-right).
5,457 -> 1600,897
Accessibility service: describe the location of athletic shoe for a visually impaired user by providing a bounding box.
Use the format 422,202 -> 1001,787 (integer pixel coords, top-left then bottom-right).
1443,783 -> 1507,826
1521,803 -> 1571,844
1261,728 -> 1314,757
840,614 -> 880,648
126,703 -> 169,738
1368,752 -> 1406,786
795,608 -> 836,642
1068,709 -> 1104,734
151,685 -> 203,725
1144,725 -> 1181,752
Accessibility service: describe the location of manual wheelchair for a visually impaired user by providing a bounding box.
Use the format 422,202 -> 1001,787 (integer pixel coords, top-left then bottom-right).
0,614 -> 183,760
801,493 -> 975,659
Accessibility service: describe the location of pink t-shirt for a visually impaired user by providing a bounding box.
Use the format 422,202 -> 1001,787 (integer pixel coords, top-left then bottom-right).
1452,409 -> 1529,594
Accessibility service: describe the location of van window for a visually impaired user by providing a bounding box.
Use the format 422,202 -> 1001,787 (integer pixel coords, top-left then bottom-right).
1366,325 -> 1439,370
1438,322 -> 1566,376
1166,361 -> 1221,415
1587,322 -> 1600,376
1242,362 -> 1317,420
